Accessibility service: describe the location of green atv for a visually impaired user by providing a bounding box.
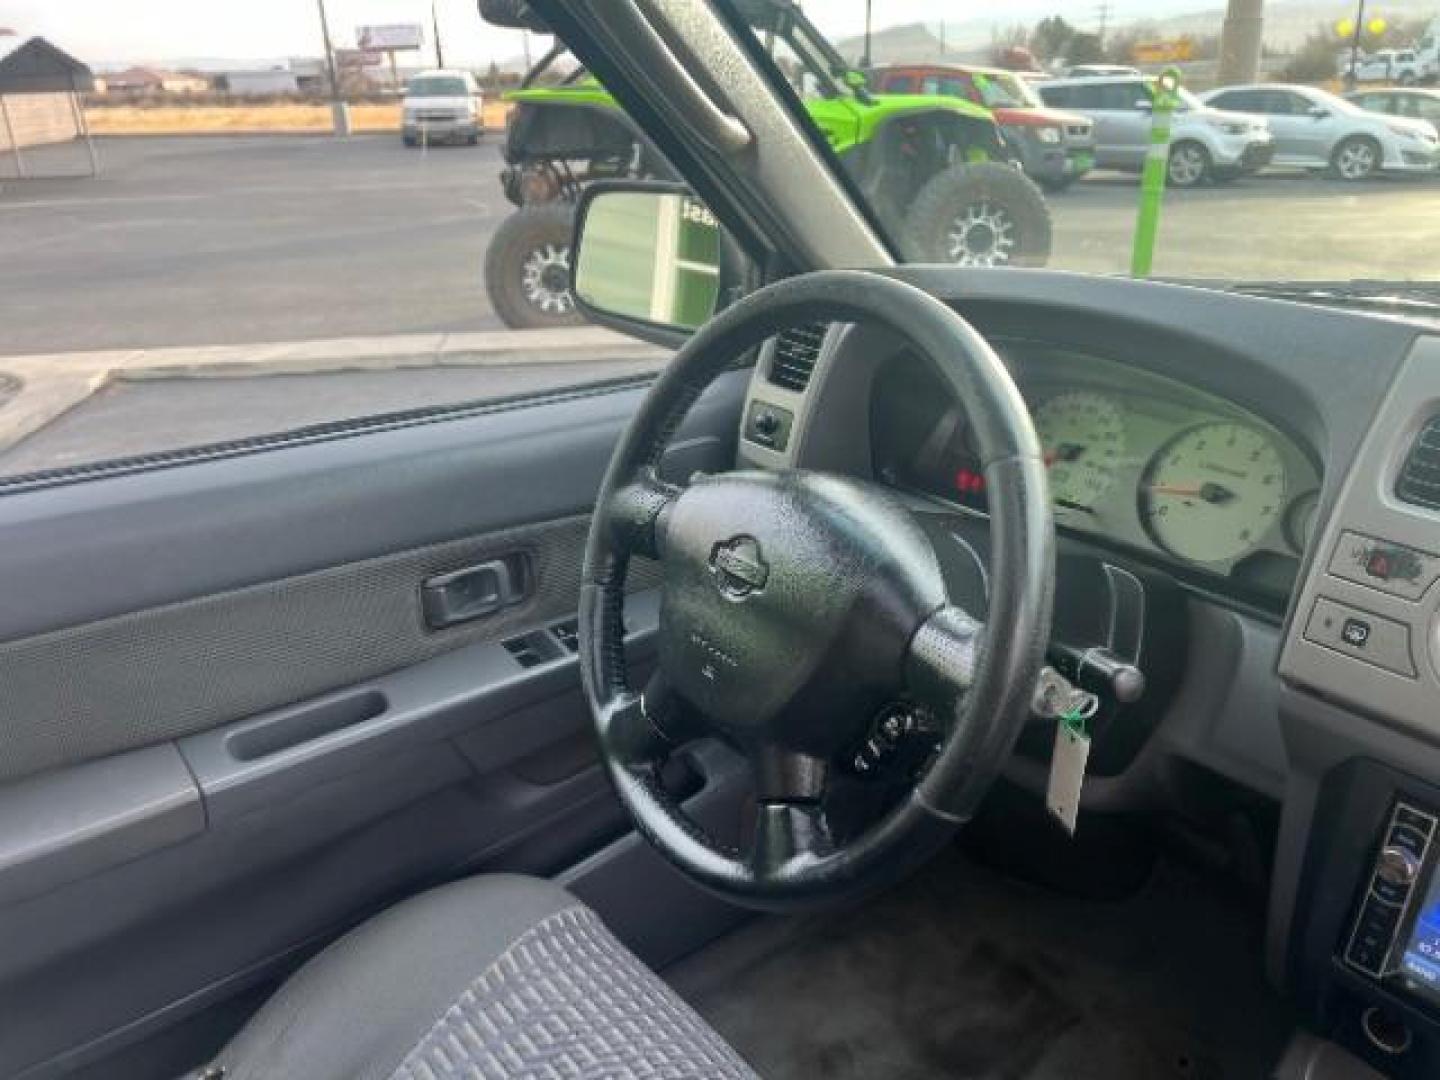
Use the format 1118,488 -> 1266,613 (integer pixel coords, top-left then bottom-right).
477,0 -> 1053,328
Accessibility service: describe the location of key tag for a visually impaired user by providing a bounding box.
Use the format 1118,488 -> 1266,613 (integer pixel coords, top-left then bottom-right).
1046,706 -> 1092,836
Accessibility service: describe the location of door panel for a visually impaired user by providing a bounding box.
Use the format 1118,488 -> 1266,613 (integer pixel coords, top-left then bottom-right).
0,369 -> 748,1078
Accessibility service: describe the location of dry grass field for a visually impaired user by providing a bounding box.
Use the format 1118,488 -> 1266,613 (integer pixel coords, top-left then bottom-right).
85,101 -> 513,135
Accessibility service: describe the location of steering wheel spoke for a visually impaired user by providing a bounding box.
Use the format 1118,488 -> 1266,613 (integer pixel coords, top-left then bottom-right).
905,605 -> 985,716
595,670 -> 709,771
749,800 -> 836,883
753,746 -> 829,803
606,469 -> 679,561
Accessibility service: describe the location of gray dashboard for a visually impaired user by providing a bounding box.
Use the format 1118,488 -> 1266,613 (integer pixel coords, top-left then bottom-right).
1280,334 -> 1440,741
734,266 -> 1433,784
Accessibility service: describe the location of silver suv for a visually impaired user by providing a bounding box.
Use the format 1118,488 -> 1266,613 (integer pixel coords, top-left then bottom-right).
1038,75 -> 1274,187
1202,84 -> 1439,180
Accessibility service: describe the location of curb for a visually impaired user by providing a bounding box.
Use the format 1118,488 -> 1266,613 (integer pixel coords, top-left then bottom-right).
0,327 -> 668,454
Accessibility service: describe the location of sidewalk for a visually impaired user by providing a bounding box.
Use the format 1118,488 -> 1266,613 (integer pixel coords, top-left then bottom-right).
0,327 -> 669,460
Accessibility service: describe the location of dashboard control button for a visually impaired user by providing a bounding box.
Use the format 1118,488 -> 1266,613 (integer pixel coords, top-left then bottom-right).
744,400 -> 794,453
1372,877 -> 1408,906
1387,824 -> 1428,859
1349,938 -> 1386,972
1329,531 -> 1440,600
1396,805 -> 1437,836
1341,618 -> 1371,648
1303,598 -> 1416,677
1377,844 -> 1422,888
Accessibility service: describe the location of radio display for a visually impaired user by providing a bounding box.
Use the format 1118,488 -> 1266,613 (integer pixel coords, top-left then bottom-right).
1400,865 -> 1440,1004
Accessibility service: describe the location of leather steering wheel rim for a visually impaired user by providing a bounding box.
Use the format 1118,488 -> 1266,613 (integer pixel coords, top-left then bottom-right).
579,269 -> 1054,911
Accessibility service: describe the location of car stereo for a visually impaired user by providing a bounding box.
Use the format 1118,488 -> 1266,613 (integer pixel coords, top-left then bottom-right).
1344,799 -> 1440,1011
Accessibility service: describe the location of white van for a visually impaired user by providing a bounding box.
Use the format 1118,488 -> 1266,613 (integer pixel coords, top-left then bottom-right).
401,69 -> 483,146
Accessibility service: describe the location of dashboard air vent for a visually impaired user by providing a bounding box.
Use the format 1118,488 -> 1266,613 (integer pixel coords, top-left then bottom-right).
767,323 -> 828,393
1397,416 -> 1440,510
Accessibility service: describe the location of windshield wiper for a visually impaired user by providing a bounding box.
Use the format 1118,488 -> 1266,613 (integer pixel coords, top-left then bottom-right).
1219,279 -> 1440,317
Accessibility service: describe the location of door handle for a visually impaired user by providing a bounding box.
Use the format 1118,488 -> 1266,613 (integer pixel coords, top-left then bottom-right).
422,558 -> 526,630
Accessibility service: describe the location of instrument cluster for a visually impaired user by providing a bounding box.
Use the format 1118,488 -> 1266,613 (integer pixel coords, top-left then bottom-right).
871,343 -> 1322,598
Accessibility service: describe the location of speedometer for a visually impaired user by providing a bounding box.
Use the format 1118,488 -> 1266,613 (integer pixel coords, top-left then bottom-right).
1140,421 -> 1286,564
1033,392 -> 1125,511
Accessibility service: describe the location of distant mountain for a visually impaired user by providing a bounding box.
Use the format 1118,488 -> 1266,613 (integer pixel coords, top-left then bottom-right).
836,0 -> 1440,64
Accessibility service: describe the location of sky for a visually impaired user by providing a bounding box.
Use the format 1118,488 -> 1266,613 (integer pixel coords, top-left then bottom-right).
3,0 -> 1215,66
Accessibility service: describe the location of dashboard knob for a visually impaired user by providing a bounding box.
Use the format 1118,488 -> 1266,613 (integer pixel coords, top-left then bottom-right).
1377,844 -> 1421,887
753,411 -> 780,436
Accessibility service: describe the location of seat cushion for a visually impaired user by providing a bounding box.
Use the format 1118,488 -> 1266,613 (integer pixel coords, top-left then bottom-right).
211,874 -> 757,1080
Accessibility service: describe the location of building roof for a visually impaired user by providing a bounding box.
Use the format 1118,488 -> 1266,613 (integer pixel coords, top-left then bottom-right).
105,66 -> 166,86
0,34 -> 94,93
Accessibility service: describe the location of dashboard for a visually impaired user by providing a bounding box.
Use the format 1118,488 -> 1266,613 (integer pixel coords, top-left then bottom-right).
730,266 -> 1440,1075
869,342 -> 1321,603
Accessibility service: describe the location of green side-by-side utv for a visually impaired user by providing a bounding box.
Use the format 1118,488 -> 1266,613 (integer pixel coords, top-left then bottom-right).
478,0 -> 1054,327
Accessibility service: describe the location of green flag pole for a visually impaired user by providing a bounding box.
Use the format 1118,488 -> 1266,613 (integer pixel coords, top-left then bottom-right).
1131,66 -> 1182,278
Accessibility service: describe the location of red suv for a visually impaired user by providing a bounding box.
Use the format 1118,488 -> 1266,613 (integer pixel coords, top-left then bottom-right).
873,64 -> 1096,192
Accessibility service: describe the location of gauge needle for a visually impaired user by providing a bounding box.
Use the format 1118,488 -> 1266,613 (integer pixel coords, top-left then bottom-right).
1148,481 -> 1237,504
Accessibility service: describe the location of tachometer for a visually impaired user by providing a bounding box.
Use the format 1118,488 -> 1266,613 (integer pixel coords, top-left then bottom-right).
1140,421 -> 1286,564
1034,391 -> 1126,511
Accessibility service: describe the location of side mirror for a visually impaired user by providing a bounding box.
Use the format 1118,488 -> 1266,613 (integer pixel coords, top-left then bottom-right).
572,184 -> 723,335
1134,98 -> 1154,111
1308,106 -> 1329,119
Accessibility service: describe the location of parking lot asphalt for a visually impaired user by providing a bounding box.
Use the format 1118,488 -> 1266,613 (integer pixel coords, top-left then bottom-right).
1,135 -> 509,357
2,134 -> 1439,358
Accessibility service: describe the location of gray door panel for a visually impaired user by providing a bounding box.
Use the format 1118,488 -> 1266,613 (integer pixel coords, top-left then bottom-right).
0,370 -> 747,1078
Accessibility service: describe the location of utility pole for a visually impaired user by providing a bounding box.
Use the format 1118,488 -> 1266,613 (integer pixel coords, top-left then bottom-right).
1217,0 -> 1265,84
1345,0 -> 1369,90
1096,1 -> 1110,46
432,0 -> 445,68
862,0 -> 873,67
939,20 -> 947,55
314,0 -> 349,134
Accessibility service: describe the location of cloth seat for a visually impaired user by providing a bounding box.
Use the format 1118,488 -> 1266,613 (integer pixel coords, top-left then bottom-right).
208,874 -> 758,1079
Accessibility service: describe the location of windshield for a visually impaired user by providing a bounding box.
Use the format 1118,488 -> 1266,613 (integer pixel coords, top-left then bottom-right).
725,0 -> 1439,283
973,72 -> 1033,109
406,76 -> 468,97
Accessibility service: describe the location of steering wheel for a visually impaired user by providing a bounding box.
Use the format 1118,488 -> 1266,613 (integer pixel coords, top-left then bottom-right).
579,270 -> 1054,910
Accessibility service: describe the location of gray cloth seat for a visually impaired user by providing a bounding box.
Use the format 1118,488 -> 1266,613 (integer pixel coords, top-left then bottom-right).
210,874 -> 758,1079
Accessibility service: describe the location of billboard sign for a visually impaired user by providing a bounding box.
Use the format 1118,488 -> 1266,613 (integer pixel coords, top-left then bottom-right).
357,24 -> 424,51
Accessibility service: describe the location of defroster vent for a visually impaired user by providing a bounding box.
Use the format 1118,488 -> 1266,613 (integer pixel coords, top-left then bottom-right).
767,323 -> 828,392
1397,415 -> 1440,510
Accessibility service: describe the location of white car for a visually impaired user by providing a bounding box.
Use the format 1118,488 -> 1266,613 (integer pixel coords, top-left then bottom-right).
1038,75 -> 1274,186
402,69 -> 484,147
1202,83 -> 1439,180
1346,48 -> 1425,85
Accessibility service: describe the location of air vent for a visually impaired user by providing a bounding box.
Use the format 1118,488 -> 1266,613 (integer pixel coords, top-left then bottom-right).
767,323 -> 828,392
1397,416 -> 1440,510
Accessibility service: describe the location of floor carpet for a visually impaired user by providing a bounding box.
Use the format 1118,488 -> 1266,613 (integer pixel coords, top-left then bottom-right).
666,845 -> 1295,1079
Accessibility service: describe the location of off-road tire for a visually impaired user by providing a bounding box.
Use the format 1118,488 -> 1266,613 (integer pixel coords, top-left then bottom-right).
903,163 -> 1053,268
484,204 -> 586,329
1331,135 -> 1381,181
1166,140 -> 1211,188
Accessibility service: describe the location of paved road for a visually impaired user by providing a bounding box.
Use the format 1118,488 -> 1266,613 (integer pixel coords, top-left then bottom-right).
1,135 -> 509,357
3,135 -> 1439,357
1050,170 -> 1440,280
